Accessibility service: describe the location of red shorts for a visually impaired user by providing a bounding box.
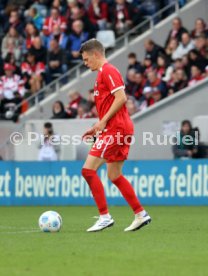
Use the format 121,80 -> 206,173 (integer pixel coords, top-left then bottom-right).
89,129 -> 133,163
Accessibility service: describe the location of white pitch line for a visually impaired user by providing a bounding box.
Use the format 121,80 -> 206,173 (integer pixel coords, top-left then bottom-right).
0,229 -> 40,234
0,225 -> 38,230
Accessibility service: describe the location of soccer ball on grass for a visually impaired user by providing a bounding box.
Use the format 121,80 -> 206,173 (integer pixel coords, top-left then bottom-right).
38,211 -> 62,232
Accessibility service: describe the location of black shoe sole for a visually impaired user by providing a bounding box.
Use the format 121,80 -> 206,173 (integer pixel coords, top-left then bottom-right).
106,221 -> 114,229
132,218 -> 152,232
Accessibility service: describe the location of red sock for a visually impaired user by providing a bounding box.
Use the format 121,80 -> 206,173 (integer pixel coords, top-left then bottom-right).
82,168 -> 108,215
112,175 -> 143,214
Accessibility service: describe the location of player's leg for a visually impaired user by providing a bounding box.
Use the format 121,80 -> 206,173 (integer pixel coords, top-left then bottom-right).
107,161 -> 144,214
82,154 -> 114,232
107,161 -> 151,232
82,154 -> 107,215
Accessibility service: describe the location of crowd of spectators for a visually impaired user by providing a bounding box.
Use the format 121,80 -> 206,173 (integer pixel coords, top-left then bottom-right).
0,0 -> 164,121
0,0 -> 192,121
123,17 -> 208,115
51,89 -> 98,119
50,16 -> 208,119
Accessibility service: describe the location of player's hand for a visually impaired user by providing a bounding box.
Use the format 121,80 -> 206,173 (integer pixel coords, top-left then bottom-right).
82,127 -> 96,141
93,120 -> 107,134
82,120 -> 107,141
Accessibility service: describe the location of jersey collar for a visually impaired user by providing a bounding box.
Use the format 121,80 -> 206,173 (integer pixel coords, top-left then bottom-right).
99,62 -> 108,72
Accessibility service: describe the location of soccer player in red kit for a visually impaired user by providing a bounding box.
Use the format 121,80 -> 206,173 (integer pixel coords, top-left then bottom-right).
80,39 -> 151,232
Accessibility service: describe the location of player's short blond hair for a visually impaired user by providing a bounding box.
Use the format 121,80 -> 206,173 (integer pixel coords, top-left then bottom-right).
79,39 -> 105,55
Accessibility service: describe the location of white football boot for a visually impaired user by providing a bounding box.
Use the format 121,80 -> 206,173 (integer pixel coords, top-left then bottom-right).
87,216 -> 114,232
124,212 -> 151,232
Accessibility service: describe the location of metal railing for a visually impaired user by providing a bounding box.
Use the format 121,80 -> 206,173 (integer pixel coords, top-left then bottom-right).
15,0 -> 183,120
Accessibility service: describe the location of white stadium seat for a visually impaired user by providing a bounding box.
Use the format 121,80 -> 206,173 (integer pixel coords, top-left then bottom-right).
96,30 -> 116,49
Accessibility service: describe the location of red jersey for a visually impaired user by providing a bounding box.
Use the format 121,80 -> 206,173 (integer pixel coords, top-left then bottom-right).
94,63 -> 133,134
43,16 -> 67,36
21,62 -> 45,76
188,75 -> 204,87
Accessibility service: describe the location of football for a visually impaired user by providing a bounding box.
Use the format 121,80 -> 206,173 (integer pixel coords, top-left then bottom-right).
38,211 -> 62,232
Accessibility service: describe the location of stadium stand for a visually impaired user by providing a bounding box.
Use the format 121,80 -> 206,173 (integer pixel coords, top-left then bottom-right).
0,0 -> 190,122
46,10 -> 208,118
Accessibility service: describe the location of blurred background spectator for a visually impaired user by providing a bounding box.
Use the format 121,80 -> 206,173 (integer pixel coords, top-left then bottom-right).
0,63 -> 25,121
51,100 -> 69,119
38,121 -> 60,161
24,22 -> 39,53
46,38 -> 68,82
88,0 -> 109,31
43,7 -> 67,36
188,65 -> 204,87
144,39 -> 165,65
172,32 -> 195,60
139,86 -> 154,111
172,120 -> 198,159
126,96 -> 139,115
127,52 -> 144,73
30,36 -> 47,63
111,0 -> 142,36
165,17 -> 187,47
45,24 -> 69,50
4,9 -> 25,34
191,18 -> 208,39
68,19 -> 89,66
21,51 -> 45,94
1,27 -> 24,66
27,7 -> 44,31
168,68 -> 188,95
66,90 -> 86,118
145,69 -> 167,98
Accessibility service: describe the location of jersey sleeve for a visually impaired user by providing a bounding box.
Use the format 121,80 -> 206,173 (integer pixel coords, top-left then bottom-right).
43,17 -> 50,36
103,66 -> 125,94
36,62 -> 46,75
21,62 -> 29,74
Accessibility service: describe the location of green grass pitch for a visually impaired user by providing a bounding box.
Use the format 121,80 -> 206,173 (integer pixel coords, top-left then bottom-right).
0,206 -> 207,276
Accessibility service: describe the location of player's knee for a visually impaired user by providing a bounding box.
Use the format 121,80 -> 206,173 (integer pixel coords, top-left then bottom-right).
107,171 -> 120,182
82,168 -> 96,179
81,168 -> 88,179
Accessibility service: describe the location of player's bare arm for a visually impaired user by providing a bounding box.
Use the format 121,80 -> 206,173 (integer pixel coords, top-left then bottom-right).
99,89 -> 127,126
